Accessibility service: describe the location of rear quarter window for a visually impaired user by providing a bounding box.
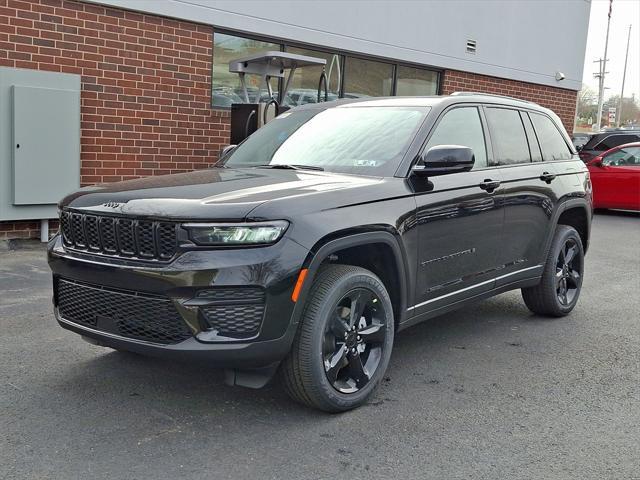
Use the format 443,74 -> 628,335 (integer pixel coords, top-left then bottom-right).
529,113 -> 573,161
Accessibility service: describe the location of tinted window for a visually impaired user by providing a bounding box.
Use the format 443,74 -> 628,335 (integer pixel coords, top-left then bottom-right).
396,66 -> 439,96
602,146 -> 640,166
522,113 -> 542,161
343,57 -> 394,98
596,134 -> 640,151
529,113 -> 572,160
485,108 -> 530,165
424,107 -> 487,168
282,46 -> 342,107
212,33 -> 281,107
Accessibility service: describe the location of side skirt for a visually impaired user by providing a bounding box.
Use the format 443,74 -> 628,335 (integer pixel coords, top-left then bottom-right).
398,276 -> 541,331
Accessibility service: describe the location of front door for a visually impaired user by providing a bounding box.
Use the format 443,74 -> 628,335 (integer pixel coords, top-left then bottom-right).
590,145 -> 640,209
411,106 -> 504,316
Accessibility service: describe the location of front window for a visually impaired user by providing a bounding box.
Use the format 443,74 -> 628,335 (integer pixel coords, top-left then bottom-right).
423,107 -> 487,168
602,146 -> 640,166
222,106 -> 429,176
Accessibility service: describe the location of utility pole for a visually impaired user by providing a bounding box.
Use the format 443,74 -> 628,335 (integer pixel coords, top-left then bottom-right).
616,24 -> 632,127
593,58 -> 608,128
595,0 -> 613,131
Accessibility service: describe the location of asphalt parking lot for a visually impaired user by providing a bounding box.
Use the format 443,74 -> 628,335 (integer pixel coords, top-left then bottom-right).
1,211 -> 639,480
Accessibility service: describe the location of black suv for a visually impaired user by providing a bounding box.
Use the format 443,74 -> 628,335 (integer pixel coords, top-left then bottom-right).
49,94 -> 592,412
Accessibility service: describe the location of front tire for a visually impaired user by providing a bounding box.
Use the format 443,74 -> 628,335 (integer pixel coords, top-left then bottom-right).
281,264 -> 394,412
522,225 -> 584,317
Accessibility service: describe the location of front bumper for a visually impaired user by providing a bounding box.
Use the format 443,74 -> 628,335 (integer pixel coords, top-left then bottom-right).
48,234 -> 309,369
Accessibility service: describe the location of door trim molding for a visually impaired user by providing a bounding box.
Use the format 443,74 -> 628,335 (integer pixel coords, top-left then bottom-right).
406,264 -> 542,311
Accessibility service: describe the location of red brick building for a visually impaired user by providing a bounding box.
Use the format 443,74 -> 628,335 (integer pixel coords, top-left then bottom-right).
0,0 -> 586,240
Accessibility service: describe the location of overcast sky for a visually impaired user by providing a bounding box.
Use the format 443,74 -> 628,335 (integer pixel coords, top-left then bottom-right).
582,0 -> 639,99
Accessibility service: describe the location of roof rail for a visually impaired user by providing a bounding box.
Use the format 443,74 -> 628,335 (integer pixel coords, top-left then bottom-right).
450,91 -> 538,105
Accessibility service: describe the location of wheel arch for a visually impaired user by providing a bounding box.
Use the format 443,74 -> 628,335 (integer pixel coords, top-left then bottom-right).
291,230 -> 410,329
547,198 -> 592,256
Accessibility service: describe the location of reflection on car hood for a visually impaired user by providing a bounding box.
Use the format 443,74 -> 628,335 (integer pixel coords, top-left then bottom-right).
60,167 -> 386,220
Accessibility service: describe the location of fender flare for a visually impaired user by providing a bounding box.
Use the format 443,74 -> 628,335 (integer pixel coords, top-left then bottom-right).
543,197 -> 592,257
290,231 -> 410,326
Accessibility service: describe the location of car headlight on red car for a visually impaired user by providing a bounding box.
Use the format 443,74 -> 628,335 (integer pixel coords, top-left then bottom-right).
184,221 -> 289,246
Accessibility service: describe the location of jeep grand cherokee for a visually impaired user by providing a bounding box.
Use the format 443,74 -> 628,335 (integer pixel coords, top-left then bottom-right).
49,94 -> 592,412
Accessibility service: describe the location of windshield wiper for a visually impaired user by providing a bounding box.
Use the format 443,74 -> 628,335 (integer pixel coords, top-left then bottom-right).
256,164 -> 324,171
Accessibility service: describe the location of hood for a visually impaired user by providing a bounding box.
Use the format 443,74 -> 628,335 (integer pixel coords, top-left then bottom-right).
61,167 -> 386,221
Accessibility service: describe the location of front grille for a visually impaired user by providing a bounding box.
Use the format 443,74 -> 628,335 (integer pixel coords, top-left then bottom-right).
57,279 -> 192,345
198,287 -> 265,338
60,210 -> 177,260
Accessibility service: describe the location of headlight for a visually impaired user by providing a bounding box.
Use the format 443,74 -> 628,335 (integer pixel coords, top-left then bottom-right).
184,221 -> 289,246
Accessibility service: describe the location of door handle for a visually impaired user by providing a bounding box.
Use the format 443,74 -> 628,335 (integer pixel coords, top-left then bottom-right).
540,171 -> 556,183
479,179 -> 501,192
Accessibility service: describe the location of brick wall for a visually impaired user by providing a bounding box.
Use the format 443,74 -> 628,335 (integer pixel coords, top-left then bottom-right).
442,69 -> 577,133
0,0 -> 229,240
0,0 -> 579,241
0,219 -> 59,240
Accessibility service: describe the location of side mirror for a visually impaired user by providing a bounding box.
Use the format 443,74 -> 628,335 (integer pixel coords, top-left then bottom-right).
412,145 -> 475,177
592,159 -> 604,167
219,144 -> 237,160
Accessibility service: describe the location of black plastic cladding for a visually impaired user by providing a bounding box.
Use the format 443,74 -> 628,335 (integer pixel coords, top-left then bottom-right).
57,278 -> 192,344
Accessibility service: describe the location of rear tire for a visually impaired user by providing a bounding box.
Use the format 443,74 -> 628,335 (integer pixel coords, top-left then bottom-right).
281,264 -> 394,412
522,225 -> 584,317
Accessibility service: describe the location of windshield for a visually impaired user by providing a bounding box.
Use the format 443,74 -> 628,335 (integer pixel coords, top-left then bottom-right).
222,106 -> 429,176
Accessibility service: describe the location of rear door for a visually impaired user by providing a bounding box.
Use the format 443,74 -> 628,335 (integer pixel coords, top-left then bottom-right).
484,107 -> 563,285
411,105 -> 504,316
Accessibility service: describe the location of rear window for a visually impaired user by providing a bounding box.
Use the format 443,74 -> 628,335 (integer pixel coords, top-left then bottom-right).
594,134 -> 640,151
529,113 -> 572,161
485,108 -> 530,165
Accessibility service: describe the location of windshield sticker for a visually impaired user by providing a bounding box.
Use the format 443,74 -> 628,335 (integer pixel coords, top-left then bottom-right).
355,160 -> 377,167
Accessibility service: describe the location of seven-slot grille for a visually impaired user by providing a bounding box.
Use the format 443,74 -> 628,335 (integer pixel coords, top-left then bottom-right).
60,210 -> 177,260
56,278 -> 192,345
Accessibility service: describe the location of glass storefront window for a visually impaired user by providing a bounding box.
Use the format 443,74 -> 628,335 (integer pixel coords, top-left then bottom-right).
212,33 -> 281,107
282,46 -> 342,107
396,66 -> 439,96
343,57 -> 394,98
211,31 -> 441,108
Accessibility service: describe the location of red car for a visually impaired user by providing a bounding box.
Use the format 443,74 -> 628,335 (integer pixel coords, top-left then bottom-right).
586,142 -> 640,210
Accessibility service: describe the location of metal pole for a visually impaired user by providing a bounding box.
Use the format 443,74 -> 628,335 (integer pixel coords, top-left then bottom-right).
40,219 -> 49,243
596,0 -> 613,130
616,25 -> 632,127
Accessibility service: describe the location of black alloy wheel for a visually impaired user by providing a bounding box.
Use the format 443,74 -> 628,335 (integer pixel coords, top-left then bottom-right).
281,264 -> 395,412
323,288 -> 387,393
555,238 -> 581,306
522,225 -> 584,317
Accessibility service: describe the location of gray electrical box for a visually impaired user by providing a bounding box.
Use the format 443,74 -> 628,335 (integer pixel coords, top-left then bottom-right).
0,67 -> 80,221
